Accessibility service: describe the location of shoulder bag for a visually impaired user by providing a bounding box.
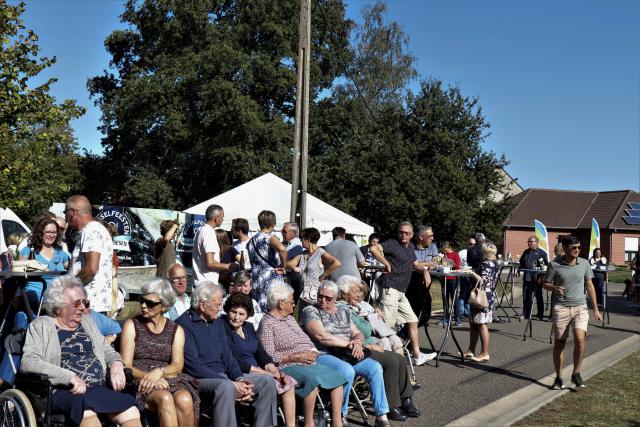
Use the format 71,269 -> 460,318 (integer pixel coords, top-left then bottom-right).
468,278 -> 489,310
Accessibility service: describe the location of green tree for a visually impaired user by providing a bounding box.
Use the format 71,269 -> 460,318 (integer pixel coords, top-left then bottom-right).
0,1 -> 85,221
88,0 -> 352,209
310,2 -> 511,246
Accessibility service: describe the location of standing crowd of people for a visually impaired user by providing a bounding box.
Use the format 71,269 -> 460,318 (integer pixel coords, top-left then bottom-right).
0,195 -> 611,426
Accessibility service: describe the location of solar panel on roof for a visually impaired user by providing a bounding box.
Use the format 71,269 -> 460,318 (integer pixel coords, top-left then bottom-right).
629,202 -> 640,210
623,216 -> 640,225
626,209 -> 640,217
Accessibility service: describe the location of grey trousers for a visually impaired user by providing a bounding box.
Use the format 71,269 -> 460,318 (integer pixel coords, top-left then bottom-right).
198,374 -> 277,427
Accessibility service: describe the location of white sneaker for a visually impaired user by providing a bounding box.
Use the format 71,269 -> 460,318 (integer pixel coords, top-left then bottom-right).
414,352 -> 437,366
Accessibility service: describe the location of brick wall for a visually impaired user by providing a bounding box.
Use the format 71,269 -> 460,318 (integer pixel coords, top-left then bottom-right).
611,232 -> 640,265
505,228 -> 640,266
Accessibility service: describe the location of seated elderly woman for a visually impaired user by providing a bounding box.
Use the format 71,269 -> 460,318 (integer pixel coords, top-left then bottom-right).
120,279 -> 199,427
220,270 -> 264,328
258,283 -> 346,427
20,276 -> 142,427
222,292 -> 297,427
336,276 -> 404,354
302,281 -> 418,427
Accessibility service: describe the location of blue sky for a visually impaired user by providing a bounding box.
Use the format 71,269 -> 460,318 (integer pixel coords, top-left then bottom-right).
13,0 -> 640,192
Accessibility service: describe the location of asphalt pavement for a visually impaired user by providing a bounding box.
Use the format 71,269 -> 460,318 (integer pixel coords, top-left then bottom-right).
344,279 -> 640,427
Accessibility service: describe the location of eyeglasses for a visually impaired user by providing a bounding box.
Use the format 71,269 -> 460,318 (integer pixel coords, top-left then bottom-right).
281,299 -> 295,305
317,294 -> 336,302
398,231 -> 412,235
139,297 -> 162,308
170,276 -> 188,283
527,241 -> 536,243
231,282 -> 251,288
68,299 -> 90,309
43,231 -> 58,236
569,245 -> 581,251
423,234 -> 434,238
282,229 -> 293,234
63,207 -> 76,215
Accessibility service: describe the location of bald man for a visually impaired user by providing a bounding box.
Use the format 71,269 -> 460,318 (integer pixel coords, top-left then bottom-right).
65,195 -> 114,314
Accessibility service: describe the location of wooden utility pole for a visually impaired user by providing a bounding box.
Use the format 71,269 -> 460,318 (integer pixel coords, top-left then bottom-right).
290,0 -> 311,228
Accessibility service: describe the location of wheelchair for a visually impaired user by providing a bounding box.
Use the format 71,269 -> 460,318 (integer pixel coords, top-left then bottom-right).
0,321 -> 138,427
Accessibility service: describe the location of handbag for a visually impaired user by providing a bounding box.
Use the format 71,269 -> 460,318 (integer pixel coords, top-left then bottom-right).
468,279 -> 489,310
328,346 -> 372,365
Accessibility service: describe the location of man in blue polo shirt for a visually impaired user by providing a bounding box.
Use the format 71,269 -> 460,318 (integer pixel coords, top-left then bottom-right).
543,235 -> 601,390
176,282 -> 277,426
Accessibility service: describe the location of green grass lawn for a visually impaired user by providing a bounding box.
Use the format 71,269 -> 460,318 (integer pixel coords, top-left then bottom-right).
607,268 -> 632,284
515,351 -> 640,426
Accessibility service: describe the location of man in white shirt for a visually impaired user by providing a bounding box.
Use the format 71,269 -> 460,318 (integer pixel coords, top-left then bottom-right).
191,204 -> 240,284
164,263 -> 191,320
65,195 -> 113,314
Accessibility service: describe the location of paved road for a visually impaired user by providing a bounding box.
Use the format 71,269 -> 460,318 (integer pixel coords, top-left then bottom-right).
344,280 -> 639,426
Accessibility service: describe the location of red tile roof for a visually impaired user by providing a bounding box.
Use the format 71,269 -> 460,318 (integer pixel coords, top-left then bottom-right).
503,189 -> 640,230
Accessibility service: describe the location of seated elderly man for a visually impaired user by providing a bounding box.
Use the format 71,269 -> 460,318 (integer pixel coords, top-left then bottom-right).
164,264 -> 191,321
176,282 -> 277,427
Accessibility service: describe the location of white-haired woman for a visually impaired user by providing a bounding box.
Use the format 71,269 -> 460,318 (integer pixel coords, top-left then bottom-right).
120,279 -> 199,427
463,243 -> 499,363
301,281 -> 418,426
20,276 -> 142,427
336,276 -> 403,353
258,283 -> 346,427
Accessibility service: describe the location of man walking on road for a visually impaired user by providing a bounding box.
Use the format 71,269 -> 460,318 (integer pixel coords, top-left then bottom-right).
544,235 -> 601,389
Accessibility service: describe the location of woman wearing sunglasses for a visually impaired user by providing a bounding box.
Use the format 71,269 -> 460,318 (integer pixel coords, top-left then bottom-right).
120,279 -> 199,427
21,275 -> 142,427
19,217 -> 70,309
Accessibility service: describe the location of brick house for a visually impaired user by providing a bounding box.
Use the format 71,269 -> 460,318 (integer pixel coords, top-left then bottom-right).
502,189 -> 640,265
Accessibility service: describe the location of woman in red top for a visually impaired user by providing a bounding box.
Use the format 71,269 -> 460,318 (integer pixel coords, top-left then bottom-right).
441,241 -> 462,326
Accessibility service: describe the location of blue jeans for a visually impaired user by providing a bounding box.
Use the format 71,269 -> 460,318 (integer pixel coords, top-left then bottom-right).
317,354 -> 389,417
457,277 -> 471,317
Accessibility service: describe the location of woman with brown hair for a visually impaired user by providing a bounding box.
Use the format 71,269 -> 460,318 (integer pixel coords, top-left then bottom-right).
19,217 -> 70,306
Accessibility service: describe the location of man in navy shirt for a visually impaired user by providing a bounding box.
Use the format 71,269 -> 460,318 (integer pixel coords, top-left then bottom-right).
370,222 -> 437,366
519,236 -> 549,320
176,282 -> 276,426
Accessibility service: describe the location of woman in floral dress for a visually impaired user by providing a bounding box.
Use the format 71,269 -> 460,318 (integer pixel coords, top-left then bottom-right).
247,210 -> 288,312
463,243 -> 498,363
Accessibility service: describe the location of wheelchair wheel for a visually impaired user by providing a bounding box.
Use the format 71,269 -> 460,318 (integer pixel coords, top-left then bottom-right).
0,389 -> 36,427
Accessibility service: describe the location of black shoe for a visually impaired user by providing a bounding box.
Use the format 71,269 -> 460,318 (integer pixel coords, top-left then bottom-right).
551,377 -> 564,390
571,372 -> 586,388
387,407 -> 407,421
401,397 -> 420,417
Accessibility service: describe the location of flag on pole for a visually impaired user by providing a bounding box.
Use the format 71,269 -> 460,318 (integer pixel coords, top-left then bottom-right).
589,218 -> 600,258
534,219 -> 550,258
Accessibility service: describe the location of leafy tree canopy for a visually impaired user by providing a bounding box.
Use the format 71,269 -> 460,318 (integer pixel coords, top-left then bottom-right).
309,1 -> 511,246
88,0 -> 352,209
0,1 -> 84,221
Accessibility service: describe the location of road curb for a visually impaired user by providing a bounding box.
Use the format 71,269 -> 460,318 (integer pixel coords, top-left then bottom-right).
445,333 -> 640,427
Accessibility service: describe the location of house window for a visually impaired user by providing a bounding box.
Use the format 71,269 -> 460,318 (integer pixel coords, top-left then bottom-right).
625,237 -> 639,262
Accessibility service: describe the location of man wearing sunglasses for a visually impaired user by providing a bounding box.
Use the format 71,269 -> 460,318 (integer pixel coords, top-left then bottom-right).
65,195 -> 114,315
544,235 -> 601,390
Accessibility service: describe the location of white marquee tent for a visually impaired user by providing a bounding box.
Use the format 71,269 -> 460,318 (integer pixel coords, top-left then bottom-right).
185,173 -> 374,244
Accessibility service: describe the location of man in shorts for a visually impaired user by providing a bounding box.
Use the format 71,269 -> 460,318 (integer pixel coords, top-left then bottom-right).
369,222 -> 437,365
543,235 -> 602,389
